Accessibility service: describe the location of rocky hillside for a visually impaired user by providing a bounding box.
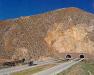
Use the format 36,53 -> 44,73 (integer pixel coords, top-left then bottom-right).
0,7 -> 94,60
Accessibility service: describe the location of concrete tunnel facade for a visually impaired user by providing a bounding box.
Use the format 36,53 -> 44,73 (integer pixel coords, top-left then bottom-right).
57,53 -> 94,59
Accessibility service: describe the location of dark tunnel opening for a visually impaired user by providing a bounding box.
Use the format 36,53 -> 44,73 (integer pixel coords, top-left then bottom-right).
80,55 -> 84,59
66,55 -> 71,59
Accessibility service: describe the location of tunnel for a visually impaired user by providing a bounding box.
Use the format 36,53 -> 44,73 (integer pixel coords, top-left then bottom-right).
80,55 -> 84,58
66,55 -> 71,59
22,58 -> 25,62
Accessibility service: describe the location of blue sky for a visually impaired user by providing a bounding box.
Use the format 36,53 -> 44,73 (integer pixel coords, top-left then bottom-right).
0,0 -> 94,20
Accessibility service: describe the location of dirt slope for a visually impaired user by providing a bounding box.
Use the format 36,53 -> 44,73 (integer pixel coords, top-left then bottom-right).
0,7 -> 94,60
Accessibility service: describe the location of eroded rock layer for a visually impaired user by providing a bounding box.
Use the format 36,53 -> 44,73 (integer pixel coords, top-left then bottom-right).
0,7 -> 94,60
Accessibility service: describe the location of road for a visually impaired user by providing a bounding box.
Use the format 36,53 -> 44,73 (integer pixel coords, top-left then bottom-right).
0,59 -> 83,75
33,59 -> 83,75
0,59 -> 58,75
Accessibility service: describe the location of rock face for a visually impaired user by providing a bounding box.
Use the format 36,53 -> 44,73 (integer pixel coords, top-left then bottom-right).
0,7 -> 94,60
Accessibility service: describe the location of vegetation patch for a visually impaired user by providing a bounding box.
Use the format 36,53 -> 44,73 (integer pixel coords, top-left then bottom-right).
57,60 -> 94,75
81,60 -> 94,75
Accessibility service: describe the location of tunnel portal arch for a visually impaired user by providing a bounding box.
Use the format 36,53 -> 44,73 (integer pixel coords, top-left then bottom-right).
66,55 -> 71,59
80,55 -> 84,58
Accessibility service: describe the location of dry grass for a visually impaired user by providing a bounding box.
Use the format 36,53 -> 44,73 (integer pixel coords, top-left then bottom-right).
11,64 -> 56,75
57,60 -> 94,75
57,63 -> 85,75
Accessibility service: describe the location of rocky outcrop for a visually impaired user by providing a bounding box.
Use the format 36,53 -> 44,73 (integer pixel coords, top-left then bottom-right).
0,7 -> 94,60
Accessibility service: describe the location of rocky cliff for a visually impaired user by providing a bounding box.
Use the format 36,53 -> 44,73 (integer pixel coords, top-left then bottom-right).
0,7 -> 94,60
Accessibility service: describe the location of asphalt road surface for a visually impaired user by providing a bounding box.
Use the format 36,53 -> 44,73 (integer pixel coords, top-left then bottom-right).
0,58 -> 83,75
0,59 -> 58,75
33,59 -> 83,75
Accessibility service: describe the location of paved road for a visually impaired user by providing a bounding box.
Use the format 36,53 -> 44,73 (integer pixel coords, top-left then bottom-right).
33,59 -> 83,75
0,59 -> 58,75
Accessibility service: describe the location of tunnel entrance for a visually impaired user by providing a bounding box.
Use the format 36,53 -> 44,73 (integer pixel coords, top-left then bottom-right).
22,58 -> 25,63
66,55 -> 71,59
80,55 -> 84,58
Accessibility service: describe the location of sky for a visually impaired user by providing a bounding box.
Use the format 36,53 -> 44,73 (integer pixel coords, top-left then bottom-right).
0,0 -> 94,20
